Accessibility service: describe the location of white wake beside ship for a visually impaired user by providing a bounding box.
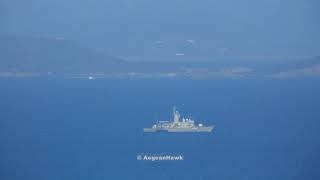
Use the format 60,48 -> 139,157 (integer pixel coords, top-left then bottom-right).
144,106 -> 214,133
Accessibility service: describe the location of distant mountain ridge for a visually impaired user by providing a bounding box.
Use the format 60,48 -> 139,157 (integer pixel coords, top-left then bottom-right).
293,56 -> 320,68
0,36 -> 125,73
269,56 -> 320,78
0,36 -> 319,78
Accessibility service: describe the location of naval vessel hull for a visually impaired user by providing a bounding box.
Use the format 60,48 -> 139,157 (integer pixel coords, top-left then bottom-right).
143,126 -> 214,133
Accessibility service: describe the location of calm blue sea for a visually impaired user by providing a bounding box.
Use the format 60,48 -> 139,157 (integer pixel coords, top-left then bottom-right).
1,78 -> 320,180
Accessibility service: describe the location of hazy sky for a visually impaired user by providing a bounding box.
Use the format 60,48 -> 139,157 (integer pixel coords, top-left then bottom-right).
1,0 -> 320,58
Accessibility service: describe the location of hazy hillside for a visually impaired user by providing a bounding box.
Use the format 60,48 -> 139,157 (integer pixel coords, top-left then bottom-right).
0,36 -> 125,73
293,56 -> 320,68
1,36 -> 319,78
269,56 -> 320,78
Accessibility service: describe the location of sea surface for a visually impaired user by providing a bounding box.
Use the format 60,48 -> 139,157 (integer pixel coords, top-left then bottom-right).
1,78 -> 320,180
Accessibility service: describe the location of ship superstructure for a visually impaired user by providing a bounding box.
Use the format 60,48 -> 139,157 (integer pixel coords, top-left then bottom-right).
144,106 -> 214,133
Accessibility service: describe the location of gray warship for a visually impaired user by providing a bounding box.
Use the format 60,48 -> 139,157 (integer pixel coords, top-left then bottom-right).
144,106 -> 214,133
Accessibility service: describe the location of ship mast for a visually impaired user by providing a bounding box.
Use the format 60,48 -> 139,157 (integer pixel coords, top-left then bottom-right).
173,105 -> 176,119
173,105 -> 180,123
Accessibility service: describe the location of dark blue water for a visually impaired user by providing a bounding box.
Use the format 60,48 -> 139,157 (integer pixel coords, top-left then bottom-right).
1,78 -> 320,180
